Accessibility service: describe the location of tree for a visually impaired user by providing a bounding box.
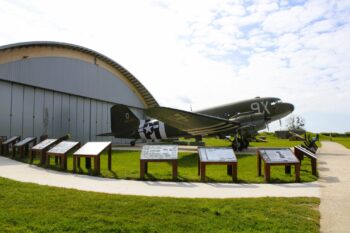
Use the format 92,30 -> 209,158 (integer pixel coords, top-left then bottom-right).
286,115 -> 305,131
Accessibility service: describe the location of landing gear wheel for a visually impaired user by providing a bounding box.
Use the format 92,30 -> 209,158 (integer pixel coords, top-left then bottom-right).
237,138 -> 244,151
242,138 -> 249,149
232,139 -> 243,151
130,141 -> 136,146
231,141 -> 238,151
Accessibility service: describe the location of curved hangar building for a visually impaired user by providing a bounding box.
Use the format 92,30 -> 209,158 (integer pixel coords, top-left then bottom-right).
0,41 -> 158,143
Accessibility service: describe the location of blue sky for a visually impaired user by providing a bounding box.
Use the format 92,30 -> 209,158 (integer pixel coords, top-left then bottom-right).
0,0 -> 349,132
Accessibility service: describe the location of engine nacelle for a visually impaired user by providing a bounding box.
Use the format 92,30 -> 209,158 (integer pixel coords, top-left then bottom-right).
230,112 -> 266,131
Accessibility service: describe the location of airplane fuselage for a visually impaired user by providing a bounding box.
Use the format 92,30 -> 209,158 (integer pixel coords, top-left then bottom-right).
137,97 -> 294,140
104,97 -> 294,143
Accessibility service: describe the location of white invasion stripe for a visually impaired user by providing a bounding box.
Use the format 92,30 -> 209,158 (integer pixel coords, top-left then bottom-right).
150,131 -> 157,140
189,123 -> 235,134
189,125 -> 238,135
159,122 -> 168,139
201,125 -> 239,135
187,122 -> 227,131
138,120 -> 147,140
139,120 -> 145,128
139,132 -> 147,140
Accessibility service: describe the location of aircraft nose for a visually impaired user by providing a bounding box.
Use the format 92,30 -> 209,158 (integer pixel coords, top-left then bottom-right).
287,103 -> 294,112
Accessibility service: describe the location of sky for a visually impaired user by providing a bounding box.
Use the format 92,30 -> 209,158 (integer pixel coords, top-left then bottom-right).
0,0 -> 349,133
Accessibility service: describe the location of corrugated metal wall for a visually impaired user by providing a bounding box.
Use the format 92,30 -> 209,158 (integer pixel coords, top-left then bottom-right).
0,80 -> 126,144
0,57 -> 144,108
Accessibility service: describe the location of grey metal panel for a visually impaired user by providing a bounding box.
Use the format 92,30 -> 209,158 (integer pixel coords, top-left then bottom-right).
83,98 -> 90,143
53,92 -> 62,137
43,90 -> 53,137
22,86 -> 35,137
106,103 -> 114,142
96,101 -> 103,137
0,57 -> 145,108
33,88 -> 45,138
90,100 -> 97,141
76,97 -> 84,142
61,94 -> 70,137
10,84 -> 23,137
69,96 -> 77,141
0,41 -> 159,108
0,80 -> 11,136
101,102 -> 108,141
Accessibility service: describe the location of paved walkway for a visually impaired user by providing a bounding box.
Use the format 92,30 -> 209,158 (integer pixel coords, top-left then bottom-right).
0,155 -> 320,199
318,141 -> 350,233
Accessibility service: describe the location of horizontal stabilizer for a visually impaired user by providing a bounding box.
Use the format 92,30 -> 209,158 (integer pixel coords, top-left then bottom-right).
146,107 -> 239,136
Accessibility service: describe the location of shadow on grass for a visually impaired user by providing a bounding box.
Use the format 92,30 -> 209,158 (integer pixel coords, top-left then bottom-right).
178,153 -> 198,167
107,170 -> 119,179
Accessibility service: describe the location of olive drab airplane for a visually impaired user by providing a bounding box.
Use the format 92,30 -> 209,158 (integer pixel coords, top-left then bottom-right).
99,97 -> 294,150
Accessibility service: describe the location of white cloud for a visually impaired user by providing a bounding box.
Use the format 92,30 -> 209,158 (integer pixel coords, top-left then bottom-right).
0,0 -> 349,132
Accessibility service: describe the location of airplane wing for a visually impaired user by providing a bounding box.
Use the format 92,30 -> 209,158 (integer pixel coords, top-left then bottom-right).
146,107 -> 240,136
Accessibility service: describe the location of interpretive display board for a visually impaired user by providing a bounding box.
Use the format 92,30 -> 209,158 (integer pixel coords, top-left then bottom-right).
30,139 -> 58,164
73,141 -> 112,175
141,145 -> 178,160
197,147 -> 238,182
15,137 -> 36,147
140,145 -> 178,180
74,142 -> 111,156
32,139 -> 57,150
48,141 -> 78,154
257,148 -> 300,182
14,137 -> 37,158
198,147 -> 237,162
46,141 -> 80,169
1,136 -> 20,156
294,146 -> 317,176
294,146 -> 317,160
259,148 -> 299,163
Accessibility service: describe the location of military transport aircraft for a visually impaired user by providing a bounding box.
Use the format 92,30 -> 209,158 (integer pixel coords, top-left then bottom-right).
100,97 -> 294,150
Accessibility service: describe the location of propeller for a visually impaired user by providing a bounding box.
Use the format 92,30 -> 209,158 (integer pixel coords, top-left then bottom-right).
279,119 -> 282,128
264,115 -> 271,131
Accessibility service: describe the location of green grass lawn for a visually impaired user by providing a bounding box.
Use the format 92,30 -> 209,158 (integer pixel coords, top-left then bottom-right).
332,138 -> 350,148
17,150 -> 317,183
182,135 -> 307,148
318,135 -> 350,149
0,177 -> 320,233
249,134 -> 304,148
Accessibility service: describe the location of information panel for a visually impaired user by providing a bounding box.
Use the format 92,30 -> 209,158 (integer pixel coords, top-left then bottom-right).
73,142 -> 111,156
198,147 -> 237,162
141,145 -> 178,160
48,141 -> 79,154
295,146 -> 317,159
32,139 -> 57,150
259,148 -> 299,163
15,137 -> 36,147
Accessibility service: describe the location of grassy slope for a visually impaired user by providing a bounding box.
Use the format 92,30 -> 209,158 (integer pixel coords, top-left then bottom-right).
318,135 -> 350,149
23,150 -> 317,183
0,177 -> 320,233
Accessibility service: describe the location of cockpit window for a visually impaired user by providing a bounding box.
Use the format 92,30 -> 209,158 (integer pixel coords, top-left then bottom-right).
270,99 -> 282,107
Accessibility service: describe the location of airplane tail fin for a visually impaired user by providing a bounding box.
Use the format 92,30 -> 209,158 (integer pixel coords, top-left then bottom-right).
97,104 -> 140,138
110,104 -> 140,137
